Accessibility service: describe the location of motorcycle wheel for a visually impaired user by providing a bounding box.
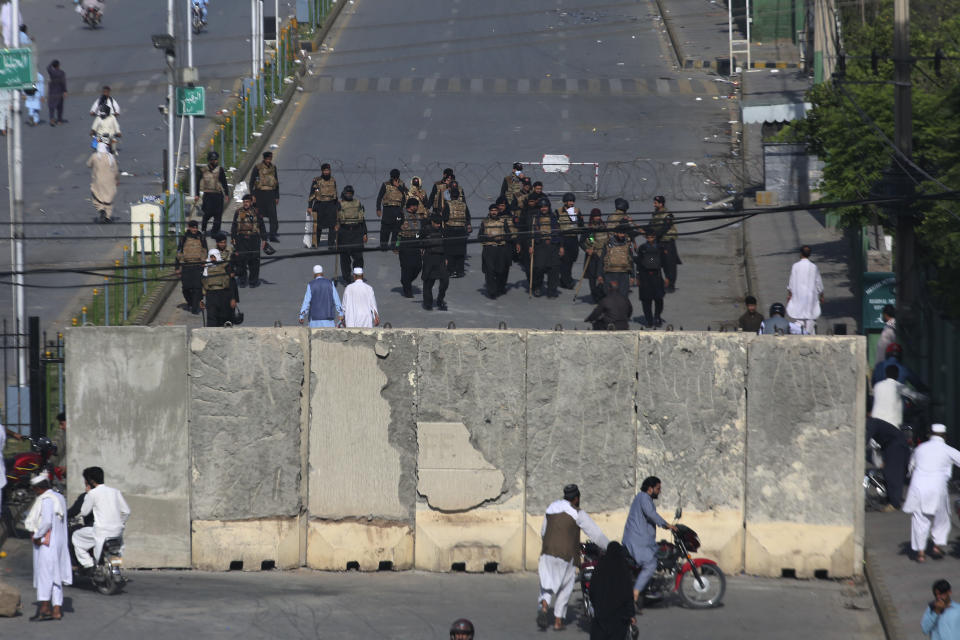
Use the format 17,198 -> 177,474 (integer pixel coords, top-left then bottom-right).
678,564 -> 725,609
95,565 -> 124,596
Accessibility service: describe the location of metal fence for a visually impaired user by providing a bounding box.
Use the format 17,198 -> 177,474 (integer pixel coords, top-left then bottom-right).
1,317 -> 64,439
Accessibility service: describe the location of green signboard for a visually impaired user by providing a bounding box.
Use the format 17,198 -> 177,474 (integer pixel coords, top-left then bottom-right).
176,86 -> 205,117
862,272 -> 896,331
0,48 -> 34,90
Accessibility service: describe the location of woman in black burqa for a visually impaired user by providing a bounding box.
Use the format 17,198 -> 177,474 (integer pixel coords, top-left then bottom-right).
589,541 -> 636,640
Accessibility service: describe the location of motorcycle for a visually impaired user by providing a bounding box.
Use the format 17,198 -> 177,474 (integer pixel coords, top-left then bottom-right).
192,1 -> 205,34
864,466 -> 888,511
581,508 -> 726,616
3,437 -> 65,522
68,516 -> 126,595
80,6 -> 102,29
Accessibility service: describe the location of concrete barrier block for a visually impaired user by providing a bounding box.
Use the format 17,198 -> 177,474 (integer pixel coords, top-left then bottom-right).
416,422 -> 504,511
65,327 -> 190,568
636,333 -> 747,571
415,495 -> 525,572
307,520 -> 414,571
309,330 -> 419,523
192,518 -> 300,571
744,336 -> 866,577
189,328 -> 306,520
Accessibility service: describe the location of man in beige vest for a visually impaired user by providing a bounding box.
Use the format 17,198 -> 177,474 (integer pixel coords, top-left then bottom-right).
537,483 -> 610,631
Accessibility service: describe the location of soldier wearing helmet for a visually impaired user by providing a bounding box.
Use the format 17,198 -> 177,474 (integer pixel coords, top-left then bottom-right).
450,618 -> 474,639
195,150 -> 230,236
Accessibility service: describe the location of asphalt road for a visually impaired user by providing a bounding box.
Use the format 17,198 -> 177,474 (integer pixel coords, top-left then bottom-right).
0,537 -> 880,639
155,0 -> 748,330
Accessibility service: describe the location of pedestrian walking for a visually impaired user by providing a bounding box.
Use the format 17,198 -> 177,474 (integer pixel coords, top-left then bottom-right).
622,476 -> 678,611
250,151 -> 279,242
650,196 -> 680,292
598,224 -> 635,296
428,168 -> 455,213
86,140 -> 118,223
876,304 -> 897,364
557,193 -> 582,289
407,176 -> 430,219
195,151 -> 230,236
335,185 -> 367,284
397,198 -> 423,298
537,484 -> 610,631
90,105 -> 120,151
441,181 -> 471,277
635,229 -> 669,327
478,202 -> 512,299
88,86 -> 120,118
307,163 -> 338,248
231,193 -> 267,288
738,295 -> 764,333
786,245 -> 824,334
902,424 -> 960,562
24,72 -> 44,126
46,60 -> 67,126
201,236 -> 239,327
342,267 -> 380,328
421,215 -> 450,311
24,473 -> 71,621
376,168 -> 408,251
298,265 -> 343,327
588,542 -> 636,640
530,198 -> 562,298
922,579 -> 960,640
175,219 -> 208,314
585,279 -> 632,330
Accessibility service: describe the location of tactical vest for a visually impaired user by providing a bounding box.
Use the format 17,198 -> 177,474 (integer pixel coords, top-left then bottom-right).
556,207 -> 580,233
338,199 -> 364,225
204,249 -> 231,290
312,176 -> 337,202
399,211 -> 420,239
199,166 -> 222,193
431,181 -> 447,210
446,200 -> 468,227
481,218 -> 509,245
180,234 -> 206,263
409,187 -> 429,216
604,241 -> 632,272
503,174 -> 522,201
651,210 -> 677,242
254,162 -> 278,190
533,213 -> 554,242
382,181 -> 405,207
584,229 -> 608,253
541,511 -> 580,562
512,191 -> 532,216
236,208 -> 260,235
607,211 -> 629,227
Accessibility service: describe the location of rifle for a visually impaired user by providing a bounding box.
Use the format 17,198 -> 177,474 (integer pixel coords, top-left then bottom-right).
528,231 -> 535,298
573,253 -> 592,301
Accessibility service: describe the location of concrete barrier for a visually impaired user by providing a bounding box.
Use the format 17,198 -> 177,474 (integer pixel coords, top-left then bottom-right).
65,326 -> 191,568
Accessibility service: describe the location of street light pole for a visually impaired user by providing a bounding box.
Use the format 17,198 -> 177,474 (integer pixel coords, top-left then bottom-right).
10,0 -> 26,389
892,0 -> 916,334
167,0 -> 176,196
187,0 -> 195,200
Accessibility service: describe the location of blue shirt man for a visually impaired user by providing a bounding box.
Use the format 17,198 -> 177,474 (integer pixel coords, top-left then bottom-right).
622,476 -> 677,605
298,265 -> 342,328
922,579 -> 960,640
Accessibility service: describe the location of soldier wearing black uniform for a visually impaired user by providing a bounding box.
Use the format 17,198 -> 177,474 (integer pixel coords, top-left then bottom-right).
421,215 -> 449,311
195,151 -> 230,236
398,198 -> 423,298
441,181 -> 471,277
175,219 -> 207,314
202,234 -> 239,327
479,203 -> 513,299
500,162 -> 525,202
635,229 -> 669,327
556,192 -> 583,289
580,209 -> 608,303
598,224 -> 635,296
335,185 -> 367,284
530,198 -> 563,298
377,168 -> 408,251
250,151 -> 280,242
650,196 -> 680,292
231,193 -> 267,288
308,163 -> 338,247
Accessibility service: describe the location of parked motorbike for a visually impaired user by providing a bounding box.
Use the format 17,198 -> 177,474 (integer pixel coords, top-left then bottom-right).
68,516 -> 126,595
581,509 -> 726,617
864,466 -> 888,511
81,6 -> 102,29
192,1 -> 205,34
3,437 -> 65,512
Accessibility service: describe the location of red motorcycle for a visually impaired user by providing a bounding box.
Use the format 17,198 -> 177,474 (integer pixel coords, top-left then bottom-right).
3,437 -> 65,524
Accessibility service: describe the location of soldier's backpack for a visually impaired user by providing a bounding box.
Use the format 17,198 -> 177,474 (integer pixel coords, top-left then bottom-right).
639,245 -> 661,271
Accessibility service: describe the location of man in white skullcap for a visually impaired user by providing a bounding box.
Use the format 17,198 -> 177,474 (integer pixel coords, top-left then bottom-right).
903,424 -> 960,562
342,267 -> 380,328
298,265 -> 342,328
24,473 -> 71,621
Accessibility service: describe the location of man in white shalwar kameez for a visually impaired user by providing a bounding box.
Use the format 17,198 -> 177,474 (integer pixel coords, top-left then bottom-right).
342,267 -> 380,328
902,424 -> 960,562
785,245 -> 824,335
537,484 -> 610,631
25,473 -> 71,621
72,466 -> 130,572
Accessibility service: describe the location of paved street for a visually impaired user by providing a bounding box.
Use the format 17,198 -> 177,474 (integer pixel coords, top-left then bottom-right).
0,537 -> 879,639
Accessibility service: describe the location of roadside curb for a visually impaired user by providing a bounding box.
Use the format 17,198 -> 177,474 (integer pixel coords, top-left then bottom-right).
864,549 -> 906,640
683,58 -> 800,70
652,0 -> 684,68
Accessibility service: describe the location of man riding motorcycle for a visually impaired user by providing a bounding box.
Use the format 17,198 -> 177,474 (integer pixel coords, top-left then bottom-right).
622,476 -> 677,610
70,466 -> 130,573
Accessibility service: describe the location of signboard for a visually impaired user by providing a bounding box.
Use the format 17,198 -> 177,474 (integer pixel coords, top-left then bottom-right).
176,86 -> 205,117
541,154 -> 570,173
862,272 -> 895,331
0,48 -> 34,90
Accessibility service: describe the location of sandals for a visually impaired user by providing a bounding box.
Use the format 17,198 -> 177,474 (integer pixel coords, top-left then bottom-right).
29,610 -> 53,622
916,551 -> 926,563
536,607 -> 551,630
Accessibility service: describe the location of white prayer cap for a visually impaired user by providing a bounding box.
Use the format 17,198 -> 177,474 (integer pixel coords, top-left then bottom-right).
932,423 -> 947,434
313,265 -> 323,274
352,267 -> 363,275
30,472 -> 49,486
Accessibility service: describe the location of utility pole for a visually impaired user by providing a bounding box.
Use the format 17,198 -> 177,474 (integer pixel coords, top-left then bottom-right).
9,0 -> 26,391
167,0 -> 176,196
892,0 -> 916,333
187,0 -> 195,200
250,0 -> 258,76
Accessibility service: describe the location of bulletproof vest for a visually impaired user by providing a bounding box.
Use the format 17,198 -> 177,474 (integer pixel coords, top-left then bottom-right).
651,210 -> 677,241
338,199 -> 364,224
556,207 -> 580,232
481,218 -> 508,245
638,243 -> 662,271
541,511 -> 580,563
586,229 -> 608,252
254,162 -> 278,190
604,241 -> 631,272
204,249 -> 231,290
399,211 -> 420,239
512,191 -> 531,216
607,211 -> 629,227
409,187 -> 429,215
383,181 -> 405,207
236,208 -> 260,235
181,234 -> 205,263
503,174 -> 522,200
432,181 -> 447,210
446,200 -> 468,227
312,176 -> 337,201
533,212 -> 554,242
199,166 -> 221,193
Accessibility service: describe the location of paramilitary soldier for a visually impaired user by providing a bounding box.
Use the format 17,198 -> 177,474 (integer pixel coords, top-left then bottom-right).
556,192 -> 583,289
635,229 -> 670,327
195,151 -> 230,236
397,198 -> 423,298
441,181 -> 471,277
421,215 -> 449,311
500,162 -> 525,202
650,195 -> 680,293
175,219 -> 207,314
607,197 -> 642,238
335,185 -> 367,284
598,224 -> 636,296
408,176 -> 430,219
478,202 -> 513,299
202,233 -> 239,327
231,193 -> 267,288
428,168 -> 455,214
579,208 -> 608,303
377,168 -> 408,251
307,162 -> 338,248
530,197 -> 564,298
250,151 -> 280,242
